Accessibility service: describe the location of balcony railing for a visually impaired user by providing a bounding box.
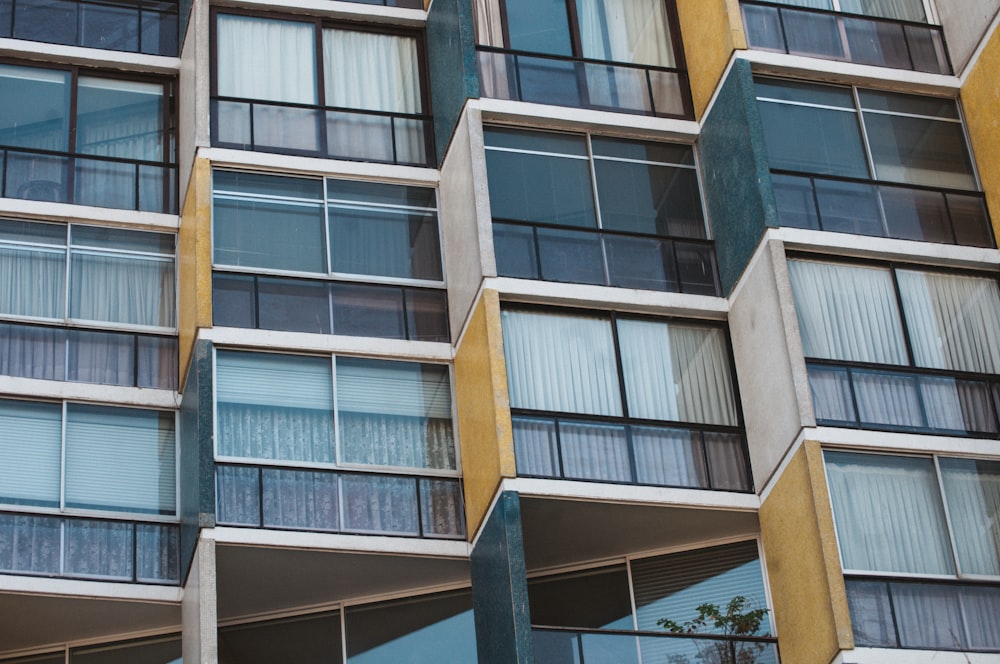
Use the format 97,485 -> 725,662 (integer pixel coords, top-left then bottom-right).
741,0 -> 951,74
215,463 -> 466,540
846,577 -> 1000,651
808,361 -> 1000,437
772,171 -> 995,248
211,98 -> 434,167
0,0 -> 178,56
512,414 -> 752,492
212,272 -> 450,342
0,146 -> 177,213
477,46 -> 692,119
532,626 -> 779,664
0,512 -> 179,584
493,221 -> 720,296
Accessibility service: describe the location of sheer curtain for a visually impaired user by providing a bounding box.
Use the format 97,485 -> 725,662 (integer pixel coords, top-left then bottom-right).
69,252 -> 175,328
328,206 -> 419,279
502,310 -> 622,416
825,452 -> 955,574
0,323 -> 65,380
0,245 -> 65,318
789,260 -> 908,364
341,474 -> 419,534
840,0 -> 926,21
939,459 -> 1000,577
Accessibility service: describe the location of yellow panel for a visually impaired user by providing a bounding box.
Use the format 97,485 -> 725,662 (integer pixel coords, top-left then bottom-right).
675,0 -> 747,119
759,441 -> 853,663
178,158 -> 213,392
962,24 -> 1000,244
455,289 -> 516,539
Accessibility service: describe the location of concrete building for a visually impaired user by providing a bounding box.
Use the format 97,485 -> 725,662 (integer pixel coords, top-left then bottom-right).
0,0 -> 998,662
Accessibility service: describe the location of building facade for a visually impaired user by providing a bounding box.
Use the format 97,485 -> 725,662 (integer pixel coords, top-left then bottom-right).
0,0 -> 998,662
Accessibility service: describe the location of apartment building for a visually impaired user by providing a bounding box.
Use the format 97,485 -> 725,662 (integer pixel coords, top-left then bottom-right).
0,0 -> 997,662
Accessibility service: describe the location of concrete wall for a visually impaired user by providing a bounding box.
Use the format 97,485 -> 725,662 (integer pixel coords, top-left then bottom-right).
439,106 -> 494,337
178,158 -> 213,389
699,59 -> 777,294
178,0 -> 211,208
182,538 -> 218,664
938,0 -> 1000,73
454,290 -> 516,539
962,22 -> 1000,243
426,0 -> 480,164
180,339 -> 216,584
675,0 -> 745,120
729,239 -> 813,490
760,441 -> 854,664
470,491 -> 533,664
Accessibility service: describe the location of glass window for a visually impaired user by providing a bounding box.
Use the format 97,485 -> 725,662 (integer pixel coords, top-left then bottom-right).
0,400 -> 62,508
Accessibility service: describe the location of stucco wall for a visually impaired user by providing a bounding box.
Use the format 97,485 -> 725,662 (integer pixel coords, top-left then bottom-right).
938,0 -> 1000,73
675,0 -> 745,119
178,158 -> 213,390
962,21 -> 1000,244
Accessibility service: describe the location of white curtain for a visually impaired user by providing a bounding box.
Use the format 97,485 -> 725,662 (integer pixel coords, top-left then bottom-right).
0,514 -> 61,574
808,367 -> 855,422
419,479 -> 465,538
69,252 -> 175,328
825,452 -> 955,575
632,427 -> 704,487
961,586 -> 1000,648
0,245 -> 65,319
939,459 -> 1000,577
512,417 -> 560,476
502,310 -> 622,416
215,465 -> 261,526
67,330 -> 134,386
216,15 -> 316,104
64,519 -> 132,579
840,0 -> 926,21
788,260 -> 908,365
559,422 -> 632,482
135,524 -> 178,583
892,583 -> 964,648
0,323 -> 65,380
341,474 -> 419,535
896,270 -> 1000,375
262,468 -> 339,532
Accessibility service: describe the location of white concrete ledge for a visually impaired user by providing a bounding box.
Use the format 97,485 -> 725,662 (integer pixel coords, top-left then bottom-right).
205,527 -> 471,558
0,38 -> 179,73
202,327 -> 454,362
809,426 -> 1000,460
212,0 -> 426,27
836,648 -> 1000,663
198,148 -> 440,185
0,199 -> 178,231
502,477 -> 761,511
0,377 -> 180,409
0,575 -> 182,603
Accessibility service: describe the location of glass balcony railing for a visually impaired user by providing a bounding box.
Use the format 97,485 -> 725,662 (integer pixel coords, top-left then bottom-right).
846,577 -> 1000,651
211,98 -> 433,167
809,361 -> 1000,437
494,221 -> 720,296
0,0 -> 178,56
741,0 -> 951,74
0,512 -> 179,584
532,626 -> 780,664
512,414 -> 752,492
215,464 -> 466,540
772,171 -> 995,248
0,147 -> 177,213
477,46 -> 692,119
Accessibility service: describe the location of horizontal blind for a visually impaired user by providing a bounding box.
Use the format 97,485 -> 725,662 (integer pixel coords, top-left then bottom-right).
336,358 -> 451,418
0,400 -> 61,506
217,351 -> 333,410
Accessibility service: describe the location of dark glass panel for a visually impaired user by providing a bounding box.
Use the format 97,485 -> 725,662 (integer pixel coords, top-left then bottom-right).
419,478 -> 465,538
5,153 -> 70,203
79,2 -> 140,52
256,277 -> 330,334
219,612 -> 343,664
253,104 -> 322,155
212,273 -> 256,328
72,224 -> 173,253
331,283 -> 405,339
632,426 -> 708,488
595,161 -> 705,238
605,234 -> 674,291
341,474 -> 418,535
214,169 -> 324,201
591,138 -> 694,166
0,0 -> 10,37
328,206 -> 442,281
947,193 -> 993,248
528,566 -> 634,629
892,582 -> 964,649
67,329 -> 135,386
12,0 -> 78,45
484,127 -> 588,155
905,24 -> 949,75
512,417 -> 560,477
141,2 -> 179,56
674,241 -> 717,295
515,57 -> 584,109
212,196 -> 325,273
783,10 -> 844,60
813,179 -> 882,235
0,513 -> 61,575
64,519 -> 132,579
863,112 -> 977,190
73,635 -> 182,664
955,379 -> 998,434
879,185 -> 951,243
536,227 -> 605,285
558,421 -> 632,483
493,223 -> 540,279
404,288 -> 449,342
845,579 -> 897,646
74,158 -> 137,210
327,179 -> 435,209
135,523 -> 179,583
772,173 -> 819,229
808,365 -> 856,424
215,465 -> 261,526
704,432 -> 750,491
138,163 -> 175,214
136,335 -> 177,390
742,4 -> 786,52
0,323 -> 66,380
0,65 -> 70,151
262,468 -> 339,532
853,370 -> 924,429
505,0 -> 572,55
858,89 -> 958,118
843,17 -> 910,69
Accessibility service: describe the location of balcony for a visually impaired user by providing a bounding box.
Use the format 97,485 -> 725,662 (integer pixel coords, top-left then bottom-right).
0,0 -> 178,56
773,171 -> 994,248
809,361 -> 1000,437
477,47 -> 692,118
532,626 -> 779,664
211,98 -> 433,167
215,463 -> 466,540
494,221 -> 720,296
512,414 -> 752,492
0,512 -> 179,584
741,0 -> 950,74
0,146 -> 177,213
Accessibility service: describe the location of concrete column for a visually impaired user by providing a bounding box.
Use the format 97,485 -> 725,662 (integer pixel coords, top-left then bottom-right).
182,537 -> 218,664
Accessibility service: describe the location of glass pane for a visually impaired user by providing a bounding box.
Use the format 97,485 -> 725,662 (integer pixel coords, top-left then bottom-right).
323,29 -> 420,113
77,77 -> 163,161
879,185 -> 950,243
845,579 -> 896,646
0,64 -> 69,151
405,288 -> 449,342
79,3 -> 140,52
505,0 -> 571,55
69,251 -> 175,327
136,335 -> 178,390
135,523 -> 179,583
559,421 -> 632,483
843,18 -> 910,69
0,513 -> 60,575
605,234 -> 675,291
65,405 -> 176,514
493,223 -> 540,280
595,160 -> 704,238
12,0 -> 77,44
675,242 -> 718,295
0,242 -> 65,320
262,468 -> 339,532
213,272 -> 256,328
0,0 -> 9,37
853,370 -> 924,429
960,584 -> 1000,649
341,474 -> 418,535
215,465 -> 260,526
329,206 -> 442,281
814,179 -> 883,236
632,426 -> 707,488
582,62 -> 652,114
219,612 -> 343,664
64,519 -> 132,579
947,193 -> 993,248
141,3 -> 179,57
139,163 -> 174,214
0,399 -> 61,507
326,111 -> 394,163
74,158 -> 137,210
336,358 -> 455,470
528,565 -> 634,629
73,634 -> 182,664
905,24 -> 949,74
257,277 -> 330,334
841,0 -> 926,21
419,478 -> 465,538
330,283 -> 406,339
808,365 -> 856,424
512,417 -> 560,477
67,329 -> 135,386
0,322 -> 66,380
864,111 -> 977,190
784,10 -> 844,60
216,351 -> 334,463
892,582 -> 965,649
705,432 -> 751,491
536,227 -> 605,285
216,14 -> 317,104
254,104 -> 322,154
772,173 -> 819,230
742,4 -> 786,52
345,591 -> 476,663
938,458 -> 1000,576
5,152 -> 69,203
214,99 -> 251,147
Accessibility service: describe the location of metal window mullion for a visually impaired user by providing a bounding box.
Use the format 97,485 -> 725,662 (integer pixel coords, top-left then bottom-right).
62,230 -> 72,322
852,86 -> 879,181
932,455 -> 965,578
60,402 -> 68,513
322,181 -> 333,275
339,600 -> 349,664
332,355 -> 341,468
888,267 -> 918,367
586,135 -> 612,286
624,557 -> 643,664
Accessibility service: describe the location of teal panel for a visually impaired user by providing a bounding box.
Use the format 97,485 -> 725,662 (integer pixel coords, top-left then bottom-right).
179,339 -> 215,584
699,58 -> 777,294
427,0 -> 481,165
470,491 -> 533,664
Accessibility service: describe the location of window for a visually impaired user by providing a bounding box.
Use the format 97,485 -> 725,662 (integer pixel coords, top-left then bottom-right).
211,171 -> 448,342
475,0 -> 690,116
213,350 -> 464,539
502,308 -> 749,490
757,79 -> 992,247
788,258 -> 1000,435
0,399 -> 178,583
0,218 -> 177,389
486,128 -> 718,295
218,590 -> 476,663
741,0 -> 948,73
0,634 -> 182,664
529,541 -> 776,663
0,0 -> 178,56
825,451 -> 1000,650
0,64 -> 176,213
212,11 -> 431,165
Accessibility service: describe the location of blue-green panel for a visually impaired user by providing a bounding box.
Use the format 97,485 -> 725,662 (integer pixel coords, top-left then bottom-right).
427,0 -> 481,165
470,491 -> 533,664
699,58 -> 777,294
179,339 -> 215,584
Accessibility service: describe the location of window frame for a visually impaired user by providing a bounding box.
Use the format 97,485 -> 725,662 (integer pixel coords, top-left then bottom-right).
744,0 -> 936,22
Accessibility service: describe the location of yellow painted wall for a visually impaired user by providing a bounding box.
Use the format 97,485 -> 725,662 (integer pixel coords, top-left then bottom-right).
760,441 -> 853,663
961,24 -> 1000,243
454,289 -> 516,539
178,158 -> 213,392
675,0 -> 746,119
